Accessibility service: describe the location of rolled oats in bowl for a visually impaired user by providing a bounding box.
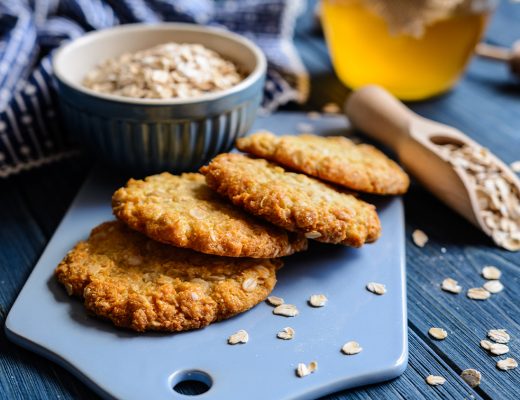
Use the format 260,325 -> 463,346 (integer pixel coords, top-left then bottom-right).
83,42 -> 243,99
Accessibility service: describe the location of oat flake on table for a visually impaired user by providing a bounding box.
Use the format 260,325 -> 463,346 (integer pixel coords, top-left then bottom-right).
428,327 -> 448,340
309,294 -> 328,307
266,296 -> 284,306
496,358 -> 518,371
83,42 -> 243,99
366,282 -> 386,295
489,343 -> 509,356
483,280 -> 504,293
341,341 -> 363,355
441,278 -> 462,294
273,304 -> 299,317
467,287 -> 490,300
460,368 -> 481,388
425,375 -> 446,386
412,229 -> 428,247
228,329 -> 249,345
277,327 -> 295,340
487,329 -> 510,344
481,265 -> 502,280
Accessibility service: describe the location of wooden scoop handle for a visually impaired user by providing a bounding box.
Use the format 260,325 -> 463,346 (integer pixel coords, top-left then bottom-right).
345,85 -> 417,152
345,85 -> 466,153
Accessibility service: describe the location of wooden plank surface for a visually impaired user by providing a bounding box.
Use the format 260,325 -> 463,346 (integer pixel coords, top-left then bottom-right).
1,1 -> 519,399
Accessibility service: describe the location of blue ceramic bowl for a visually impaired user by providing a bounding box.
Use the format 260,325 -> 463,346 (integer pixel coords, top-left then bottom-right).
53,23 -> 266,173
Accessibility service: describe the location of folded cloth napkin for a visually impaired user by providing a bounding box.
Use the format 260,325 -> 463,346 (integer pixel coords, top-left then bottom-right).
0,0 -> 308,178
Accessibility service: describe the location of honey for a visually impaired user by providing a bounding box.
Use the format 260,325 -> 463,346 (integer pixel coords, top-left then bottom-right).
322,0 -> 490,100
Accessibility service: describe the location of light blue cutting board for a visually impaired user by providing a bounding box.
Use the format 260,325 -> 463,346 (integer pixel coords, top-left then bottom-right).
5,113 -> 407,400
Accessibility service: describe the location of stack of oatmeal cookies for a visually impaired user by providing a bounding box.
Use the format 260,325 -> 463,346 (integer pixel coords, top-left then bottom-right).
55,131 -> 409,332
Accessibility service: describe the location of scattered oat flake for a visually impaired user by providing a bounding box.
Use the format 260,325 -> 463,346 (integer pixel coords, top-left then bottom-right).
460,369 -> 481,388
480,339 -> 493,350
228,329 -> 249,345
412,229 -> 428,247
366,282 -> 386,295
467,287 -> 491,300
305,231 -> 322,239
277,327 -> 295,340
426,375 -> 446,386
489,343 -> 509,356
308,361 -> 318,373
273,304 -> 299,317
429,327 -> 448,340
441,247 -> 447,254
510,160 -> 520,173
481,266 -> 501,280
497,358 -> 518,371
441,278 -> 462,294
307,111 -> 321,120
322,102 -> 341,114
296,361 -> 317,378
487,329 -> 510,344
341,341 -> 363,355
266,296 -> 284,306
309,294 -> 328,307
483,280 -> 504,294
297,122 -> 314,132
296,363 -> 310,378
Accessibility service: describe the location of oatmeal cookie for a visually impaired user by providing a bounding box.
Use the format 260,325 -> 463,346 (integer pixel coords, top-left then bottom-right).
112,173 -> 307,258
200,154 -> 381,247
55,221 -> 281,332
236,132 -> 409,195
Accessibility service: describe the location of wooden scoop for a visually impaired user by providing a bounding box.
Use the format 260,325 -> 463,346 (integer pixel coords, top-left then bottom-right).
475,41 -> 520,77
345,85 -> 520,248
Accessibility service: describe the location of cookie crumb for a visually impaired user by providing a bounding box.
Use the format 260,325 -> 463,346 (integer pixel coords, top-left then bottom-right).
228,329 -> 249,345
412,229 -> 428,247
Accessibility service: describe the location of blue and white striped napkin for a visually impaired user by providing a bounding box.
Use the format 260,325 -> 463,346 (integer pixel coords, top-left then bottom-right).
0,0 -> 308,177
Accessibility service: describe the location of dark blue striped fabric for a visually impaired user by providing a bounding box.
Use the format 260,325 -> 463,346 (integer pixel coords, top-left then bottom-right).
0,0 -> 308,177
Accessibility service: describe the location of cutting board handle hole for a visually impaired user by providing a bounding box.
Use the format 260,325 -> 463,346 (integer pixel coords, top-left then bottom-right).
169,370 -> 212,396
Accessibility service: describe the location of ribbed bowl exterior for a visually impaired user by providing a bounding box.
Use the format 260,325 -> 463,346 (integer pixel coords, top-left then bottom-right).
57,76 -> 263,174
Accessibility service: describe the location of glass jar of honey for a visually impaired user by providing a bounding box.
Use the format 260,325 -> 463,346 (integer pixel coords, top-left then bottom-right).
321,0 -> 497,100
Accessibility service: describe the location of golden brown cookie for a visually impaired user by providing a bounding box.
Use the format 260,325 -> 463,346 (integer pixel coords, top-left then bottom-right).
112,173 -> 307,258
55,221 -> 281,332
236,132 -> 409,195
200,154 -> 381,247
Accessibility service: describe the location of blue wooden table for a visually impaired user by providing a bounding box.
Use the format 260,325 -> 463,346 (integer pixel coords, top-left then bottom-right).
1,1 -> 519,399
